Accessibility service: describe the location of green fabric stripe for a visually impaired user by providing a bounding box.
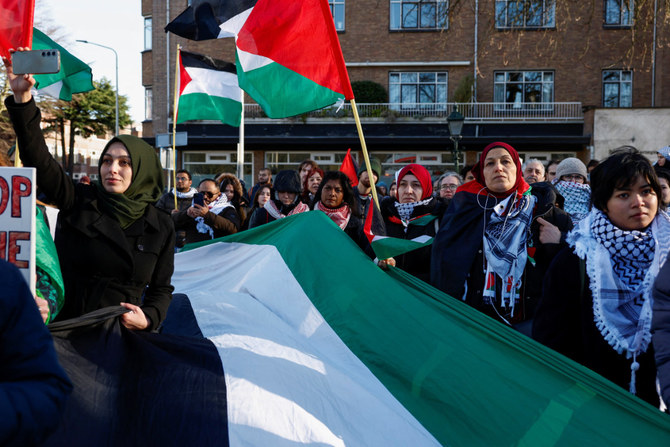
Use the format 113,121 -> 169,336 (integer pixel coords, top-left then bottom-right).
32,28 -> 94,101
35,207 -> 64,319
177,92 -> 242,127
182,212 -> 670,445
371,236 -> 432,260
236,58 -> 343,119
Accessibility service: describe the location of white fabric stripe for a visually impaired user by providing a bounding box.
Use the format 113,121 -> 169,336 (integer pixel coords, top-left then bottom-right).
38,81 -> 63,99
172,242 -> 439,446
236,47 -> 273,72
182,66 -> 241,101
218,8 -> 253,38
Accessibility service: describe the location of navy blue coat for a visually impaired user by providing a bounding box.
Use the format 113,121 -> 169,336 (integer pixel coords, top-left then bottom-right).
0,260 -> 72,446
652,258 -> 670,405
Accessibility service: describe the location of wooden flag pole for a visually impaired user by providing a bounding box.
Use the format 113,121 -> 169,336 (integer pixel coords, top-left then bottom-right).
349,98 -> 380,210
14,140 -> 19,167
171,44 -> 181,211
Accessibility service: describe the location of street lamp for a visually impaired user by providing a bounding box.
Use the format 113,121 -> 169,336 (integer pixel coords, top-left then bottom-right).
447,105 -> 465,171
76,40 -> 119,135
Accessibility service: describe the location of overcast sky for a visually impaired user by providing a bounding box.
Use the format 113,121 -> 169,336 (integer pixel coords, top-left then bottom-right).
37,0 -> 145,123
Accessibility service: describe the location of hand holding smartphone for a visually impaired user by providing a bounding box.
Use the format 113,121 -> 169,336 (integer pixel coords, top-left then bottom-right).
193,192 -> 205,207
11,50 -> 61,74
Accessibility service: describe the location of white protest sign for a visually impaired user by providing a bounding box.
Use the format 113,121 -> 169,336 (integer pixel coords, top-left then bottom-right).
0,167 -> 36,293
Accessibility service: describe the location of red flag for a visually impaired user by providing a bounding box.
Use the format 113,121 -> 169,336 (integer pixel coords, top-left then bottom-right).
339,148 -> 359,187
363,195 -> 375,244
0,0 -> 35,59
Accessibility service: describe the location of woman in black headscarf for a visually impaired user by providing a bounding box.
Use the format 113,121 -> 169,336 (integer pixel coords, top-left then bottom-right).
4,52 -> 174,331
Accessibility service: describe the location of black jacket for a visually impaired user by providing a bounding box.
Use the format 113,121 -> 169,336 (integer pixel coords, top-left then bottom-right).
155,191 -> 193,214
652,257 -> 670,405
533,248 -> 659,406
7,97 -> 174,330
381,196 -> 442,282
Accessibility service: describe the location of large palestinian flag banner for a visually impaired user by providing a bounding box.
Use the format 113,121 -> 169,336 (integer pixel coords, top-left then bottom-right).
46,212 -> 670,445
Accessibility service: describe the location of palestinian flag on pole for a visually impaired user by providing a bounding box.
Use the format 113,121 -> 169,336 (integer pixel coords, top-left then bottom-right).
32,28 -> 94,101
165,0 -> 257,40
339,148 -> 358,187
177,50 -> 242,127
47,212 -> 670,444
235,0 -> 354,118
0,0 -> 34,58
363,195 -> 434,260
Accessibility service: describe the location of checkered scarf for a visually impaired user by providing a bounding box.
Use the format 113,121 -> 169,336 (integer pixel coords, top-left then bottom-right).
568,208 -> 670,393
553,180 -> 591,225
195,194 -> 233,238
394,197 -> 433,227
315,201 -> 351,230
482,192 -> 536,313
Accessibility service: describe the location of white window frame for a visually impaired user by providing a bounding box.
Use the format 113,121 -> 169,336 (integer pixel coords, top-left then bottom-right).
182,151 -> 254,186
602,69 -> 632,108
390,0 -> 449,31
144,87 -> 152,121
144,17 -> 152,50
604,0 -> 634,27
493,70 -> 554,111
329,0 -> 345,31
264,151 -> 355,174
495,0 -> 555,29
389,71 -> 448,112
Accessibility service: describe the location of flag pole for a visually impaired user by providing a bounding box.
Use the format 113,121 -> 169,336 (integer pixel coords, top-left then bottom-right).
171,44 -> 181,211
349,99 -> 380,210
236,90 -> 244,180
14,141 -> 19,167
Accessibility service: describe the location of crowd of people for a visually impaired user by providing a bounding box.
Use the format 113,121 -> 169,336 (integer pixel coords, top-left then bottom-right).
6,50 -> 670,444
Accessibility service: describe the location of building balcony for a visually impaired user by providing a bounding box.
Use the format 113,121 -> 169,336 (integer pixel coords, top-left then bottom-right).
243,102 -> 584,123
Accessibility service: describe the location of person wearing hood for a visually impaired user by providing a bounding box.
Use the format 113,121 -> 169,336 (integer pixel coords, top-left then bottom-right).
248,170 -> 310,228
656,146 -> 670,167
172,179 -> 240,246
4,51 -> 174,331
381,163 -> 443,282
431,142 -> 538,327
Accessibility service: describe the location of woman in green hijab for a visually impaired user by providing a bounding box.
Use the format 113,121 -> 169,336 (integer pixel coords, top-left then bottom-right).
4,52 -> 174,331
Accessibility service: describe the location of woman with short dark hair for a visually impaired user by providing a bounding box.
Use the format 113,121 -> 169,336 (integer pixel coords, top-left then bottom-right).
533,147 -> 670,405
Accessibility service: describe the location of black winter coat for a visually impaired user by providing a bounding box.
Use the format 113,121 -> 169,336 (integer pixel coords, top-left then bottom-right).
533,248 -> 659,406
7,97 -> 175,330
652,257 -> 670,405
155,191 -> 192,214
381,196 -> 442,282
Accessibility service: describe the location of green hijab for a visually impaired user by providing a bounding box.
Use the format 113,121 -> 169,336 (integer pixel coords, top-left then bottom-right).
96,135 -> 164,229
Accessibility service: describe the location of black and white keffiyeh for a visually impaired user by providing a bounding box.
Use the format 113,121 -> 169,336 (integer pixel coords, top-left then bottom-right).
394,197 -> 433,226
195,194 -> 233,238
568,208 -> 670,393
175,187 -> 197,199
553,180 -> 591,225
482,192 -> 536,315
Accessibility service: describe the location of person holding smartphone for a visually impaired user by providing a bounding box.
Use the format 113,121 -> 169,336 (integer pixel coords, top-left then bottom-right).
172,178 -> 240,247
3,49 -> 174,331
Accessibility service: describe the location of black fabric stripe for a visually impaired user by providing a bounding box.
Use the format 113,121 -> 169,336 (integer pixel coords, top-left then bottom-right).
165,0 -> 257,41
181,50 -> 237,75
45,301 -> 229,446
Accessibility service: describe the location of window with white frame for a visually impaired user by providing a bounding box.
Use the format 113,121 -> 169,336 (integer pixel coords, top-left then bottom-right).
376,152 -> 464,185
144,17 -> 152,50
389,72 -> 447,111
329,0 -> 345,31
602,70 -> 632,107
493,71 -> 554,110
144,87 -> 152,121
495,0 -> 555,29
604,0 -> 634,26
390,0 -> 448,30
182,151 -> 254,186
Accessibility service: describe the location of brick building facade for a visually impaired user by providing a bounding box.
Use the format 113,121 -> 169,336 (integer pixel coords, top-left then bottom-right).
141,0 -> 670,186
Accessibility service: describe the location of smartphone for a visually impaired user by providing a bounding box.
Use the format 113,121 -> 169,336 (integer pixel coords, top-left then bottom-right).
193,192 -> 205,207
12,50 -> 61,75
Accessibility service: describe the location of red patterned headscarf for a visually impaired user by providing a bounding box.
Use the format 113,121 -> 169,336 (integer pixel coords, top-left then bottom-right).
397,163 -> 433,200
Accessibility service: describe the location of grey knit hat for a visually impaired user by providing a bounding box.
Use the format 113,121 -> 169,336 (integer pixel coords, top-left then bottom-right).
555,157 -> 587,182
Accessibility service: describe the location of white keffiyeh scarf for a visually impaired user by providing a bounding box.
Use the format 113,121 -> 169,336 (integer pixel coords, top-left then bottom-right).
394,197 -> 433,228
195,194 -> 233,238
568,208 -> 670,393
175,187 -> 197,199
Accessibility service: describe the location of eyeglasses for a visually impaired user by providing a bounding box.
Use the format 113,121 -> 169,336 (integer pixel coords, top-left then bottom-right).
176,176 -> 189,181
440,184 -> 459,191
561,174 -> 585,183
201,191 -> 218,198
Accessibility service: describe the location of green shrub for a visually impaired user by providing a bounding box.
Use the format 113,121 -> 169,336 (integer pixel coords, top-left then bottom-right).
351,81 -> 388,103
